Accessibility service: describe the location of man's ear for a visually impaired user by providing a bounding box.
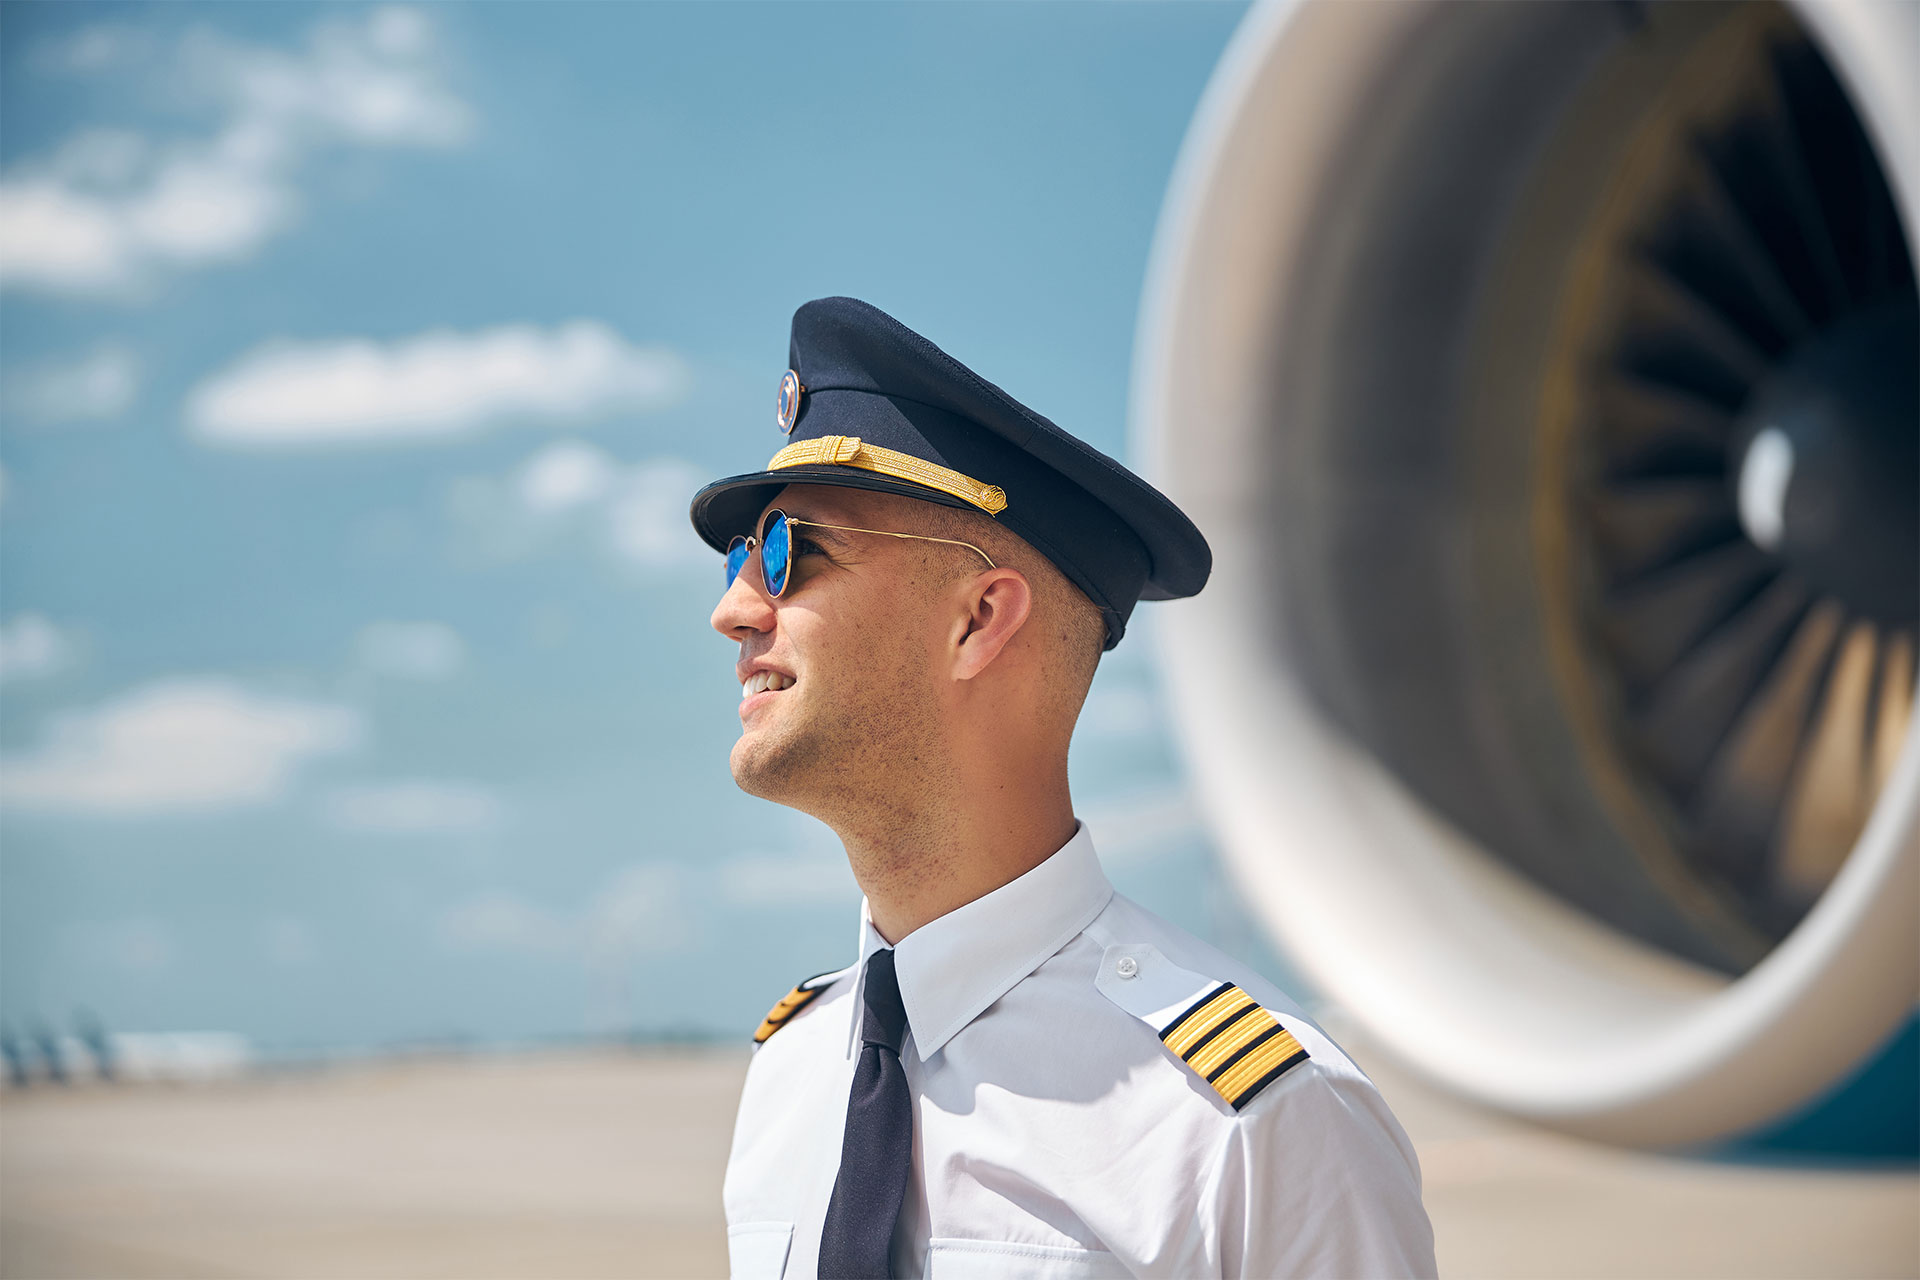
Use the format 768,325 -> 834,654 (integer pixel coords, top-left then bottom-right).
951,569 -> 1033,680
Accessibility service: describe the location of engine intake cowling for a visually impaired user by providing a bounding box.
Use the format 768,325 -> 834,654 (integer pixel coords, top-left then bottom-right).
1133,0 -> 1918,1146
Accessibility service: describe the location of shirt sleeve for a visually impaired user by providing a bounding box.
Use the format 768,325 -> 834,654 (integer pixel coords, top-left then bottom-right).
1198,1064 -> 1438,1279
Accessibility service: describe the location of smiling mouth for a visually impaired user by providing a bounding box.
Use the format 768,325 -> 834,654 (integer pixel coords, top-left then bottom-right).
741,671 -> 795,702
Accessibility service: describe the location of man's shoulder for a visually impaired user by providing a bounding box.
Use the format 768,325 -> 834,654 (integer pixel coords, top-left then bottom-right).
1074,892 -> 1379,1108
750,963 -> 855,1047
1084,892 -> 1310,1018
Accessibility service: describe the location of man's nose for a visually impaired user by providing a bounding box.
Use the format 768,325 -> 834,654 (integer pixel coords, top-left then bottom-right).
711,556 -> 777,639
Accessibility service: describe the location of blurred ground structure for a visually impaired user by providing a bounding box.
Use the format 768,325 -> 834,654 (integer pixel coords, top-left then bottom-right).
2,1040 -> 1915,1279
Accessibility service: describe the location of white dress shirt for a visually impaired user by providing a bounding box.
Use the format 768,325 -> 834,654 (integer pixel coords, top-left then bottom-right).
723,823 -> 1437,1279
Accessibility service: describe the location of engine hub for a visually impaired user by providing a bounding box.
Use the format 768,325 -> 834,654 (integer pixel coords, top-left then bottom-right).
1732,302 -> 1920,623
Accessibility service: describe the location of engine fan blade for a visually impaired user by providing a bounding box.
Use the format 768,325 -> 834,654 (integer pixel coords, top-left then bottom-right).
1601,539 -> 1778,689
1591,372 -> 1736,480
1775,619 -> 1878,902
1766,33 -> 1890,306
1627,249 -> 1774,385
1759,43 -> 1854,317
1867,631 -> 1915,796
1684,132 -> 1819,342
1634,571 -> 1809,793
1643,204 -> 1799,360
1690,600 -> 1843,892
1585,479 -> 1740,585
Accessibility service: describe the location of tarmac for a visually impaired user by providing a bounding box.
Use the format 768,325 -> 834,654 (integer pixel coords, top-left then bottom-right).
1,1040 -> 1915,1279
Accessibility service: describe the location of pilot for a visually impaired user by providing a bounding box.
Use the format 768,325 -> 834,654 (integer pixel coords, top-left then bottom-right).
693,297 -> 1436,1279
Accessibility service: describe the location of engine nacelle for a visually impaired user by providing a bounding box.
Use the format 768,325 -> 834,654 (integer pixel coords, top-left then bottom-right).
1134,0 -> 1918,1145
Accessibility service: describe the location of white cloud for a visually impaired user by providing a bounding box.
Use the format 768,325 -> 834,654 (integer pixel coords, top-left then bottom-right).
451,441 -> 705,570
518,439 -> 618,513
5,343 -> 139,423
436,862 -> 687,958
720,850 -> 862,908
0,678 -> 361,815
0,8 -> 469,298
0,614 -> 77,682
324,779 -> 500,833
606,457 -> 708,568
187,322 -> 687,446
354,620 -> 464,680
194,7 -> 468,149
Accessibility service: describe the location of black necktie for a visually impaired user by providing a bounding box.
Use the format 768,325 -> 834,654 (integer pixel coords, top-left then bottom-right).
818,947 -> 913,1279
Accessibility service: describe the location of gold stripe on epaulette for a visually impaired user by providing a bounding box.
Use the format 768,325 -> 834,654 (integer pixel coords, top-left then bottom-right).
767,435 -> 1008,516
1161,983 -> 1254,1057
1187,1007 -> 1279,1079
1214,1028 -> 1309,1110
1160,982 -> 1310,1111
753,983 -> 826,1044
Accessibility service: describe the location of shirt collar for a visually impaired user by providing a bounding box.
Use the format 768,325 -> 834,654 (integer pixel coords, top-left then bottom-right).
849,821 -> 1113,1060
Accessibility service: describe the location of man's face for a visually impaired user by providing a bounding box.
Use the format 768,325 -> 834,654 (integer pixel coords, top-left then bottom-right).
709,484 -> 958,811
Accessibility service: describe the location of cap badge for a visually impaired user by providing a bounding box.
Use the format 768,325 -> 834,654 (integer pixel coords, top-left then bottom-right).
776,370 -> 804,434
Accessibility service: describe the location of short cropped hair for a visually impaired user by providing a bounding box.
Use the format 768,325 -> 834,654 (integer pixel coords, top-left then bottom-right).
913,503 -> 1106,720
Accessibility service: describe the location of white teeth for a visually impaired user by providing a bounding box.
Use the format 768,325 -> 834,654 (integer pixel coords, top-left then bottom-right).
740,671 -> 794,700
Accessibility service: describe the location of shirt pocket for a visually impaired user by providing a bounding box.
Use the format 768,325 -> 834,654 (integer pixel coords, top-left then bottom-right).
925,1238 -> 1133,1279
727,1221 -> 794,1279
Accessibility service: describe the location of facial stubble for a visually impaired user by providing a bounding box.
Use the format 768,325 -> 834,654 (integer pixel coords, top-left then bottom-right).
732,630 -> 944,817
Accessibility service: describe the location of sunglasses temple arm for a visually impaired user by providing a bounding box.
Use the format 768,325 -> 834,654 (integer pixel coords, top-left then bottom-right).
788,520 -> 996,570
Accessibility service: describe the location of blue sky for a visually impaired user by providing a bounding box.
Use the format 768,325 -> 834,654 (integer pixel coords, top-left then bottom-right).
0,1 -> 1285,1055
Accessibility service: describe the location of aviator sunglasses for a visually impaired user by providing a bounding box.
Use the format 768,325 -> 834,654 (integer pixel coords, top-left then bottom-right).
724,507 -> 996,597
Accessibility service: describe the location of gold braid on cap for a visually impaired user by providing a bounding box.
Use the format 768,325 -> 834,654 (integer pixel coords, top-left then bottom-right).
767,435 -> 1007,516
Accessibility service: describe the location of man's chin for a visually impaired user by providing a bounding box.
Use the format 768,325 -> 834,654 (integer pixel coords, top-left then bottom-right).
729,727 -> 802,803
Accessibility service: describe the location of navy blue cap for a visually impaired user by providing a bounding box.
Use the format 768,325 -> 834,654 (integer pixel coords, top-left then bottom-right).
689,297 -> 1211,648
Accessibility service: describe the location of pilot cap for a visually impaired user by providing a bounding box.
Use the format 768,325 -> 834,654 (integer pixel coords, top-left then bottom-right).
688,296 -> 1211,648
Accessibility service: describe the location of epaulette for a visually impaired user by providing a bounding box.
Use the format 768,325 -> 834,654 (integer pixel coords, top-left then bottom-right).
752,968 -> 843,1044
1095,944 -> 1311,1111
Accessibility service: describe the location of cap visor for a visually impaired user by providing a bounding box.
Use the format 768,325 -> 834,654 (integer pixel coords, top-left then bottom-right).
689,466 -> 973,553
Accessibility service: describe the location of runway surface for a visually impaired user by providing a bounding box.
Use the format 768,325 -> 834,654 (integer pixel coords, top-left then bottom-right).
2,1041 -> 1914,1278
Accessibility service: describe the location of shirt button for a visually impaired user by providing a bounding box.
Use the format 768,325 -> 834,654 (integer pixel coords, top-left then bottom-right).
1115,955 -> 1139,979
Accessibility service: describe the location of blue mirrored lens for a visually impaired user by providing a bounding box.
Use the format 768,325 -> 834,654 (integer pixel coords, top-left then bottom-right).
725,537 -> 750,588
762,511 -> 791,596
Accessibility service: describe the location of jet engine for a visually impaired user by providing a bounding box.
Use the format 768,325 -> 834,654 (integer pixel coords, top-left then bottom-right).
1134,0 -> 1917,1146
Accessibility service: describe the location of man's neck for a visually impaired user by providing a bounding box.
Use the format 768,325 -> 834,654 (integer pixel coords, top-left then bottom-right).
835,760 -> 1077,944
